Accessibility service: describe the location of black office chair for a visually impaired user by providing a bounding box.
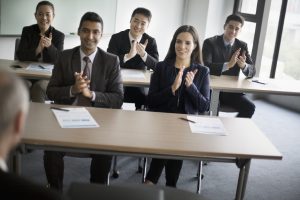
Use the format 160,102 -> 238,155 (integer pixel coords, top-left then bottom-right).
14,38 -> 21,60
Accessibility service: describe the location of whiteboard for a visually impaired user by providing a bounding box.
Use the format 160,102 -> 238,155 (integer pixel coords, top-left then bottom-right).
0,0 -> 117,35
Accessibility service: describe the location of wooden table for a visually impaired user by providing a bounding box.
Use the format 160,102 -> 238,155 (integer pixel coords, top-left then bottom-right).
0,59 -> 151,87
3,58 -> 299,116
19,102 -> 282,200
210,75 -> 300,115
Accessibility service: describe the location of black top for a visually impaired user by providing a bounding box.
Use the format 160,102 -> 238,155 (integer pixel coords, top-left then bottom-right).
148,60 -> 210,115
107,29 -> 159,70
202,34 -> 255,77
17,24 -> 65,63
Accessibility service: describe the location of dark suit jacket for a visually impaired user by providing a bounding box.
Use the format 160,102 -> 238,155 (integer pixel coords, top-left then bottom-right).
107,29 -> 159,70
17,24 -> 65,63
0,169 -> 62,200
202,34 -> 255,77
148,61 -> 210,115
47,46 -> 123,109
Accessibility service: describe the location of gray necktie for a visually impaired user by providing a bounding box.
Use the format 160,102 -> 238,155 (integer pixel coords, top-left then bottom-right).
77,57 -> 92,106
225,44 -> 232,60
82,56 -> 91,80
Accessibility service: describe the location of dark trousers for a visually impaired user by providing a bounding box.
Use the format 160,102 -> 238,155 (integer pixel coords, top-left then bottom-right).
124,87 -> 146,110
146,158 -> 183,187
219,92 -> 255,118
43,151 -> 112,191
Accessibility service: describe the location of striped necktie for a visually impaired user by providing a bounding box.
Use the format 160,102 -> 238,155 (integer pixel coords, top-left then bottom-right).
77,56 -> 92,106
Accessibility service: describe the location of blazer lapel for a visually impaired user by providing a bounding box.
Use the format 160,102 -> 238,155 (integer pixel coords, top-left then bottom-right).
124,30 -> 132,52
90,48 -> 101,91
217,36 -> 228,60
71,47 -> 81,74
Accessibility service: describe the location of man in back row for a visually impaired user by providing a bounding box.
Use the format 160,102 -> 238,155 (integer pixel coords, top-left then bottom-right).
202,14 -> 256,118
0,69 -> 61,199
107,7 -> 159,110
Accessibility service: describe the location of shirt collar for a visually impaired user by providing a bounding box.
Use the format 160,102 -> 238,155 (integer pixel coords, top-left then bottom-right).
0,158 -> 8,172
79,48 -> 98,63
223,35 -> 235,47
128,31 -> 142,44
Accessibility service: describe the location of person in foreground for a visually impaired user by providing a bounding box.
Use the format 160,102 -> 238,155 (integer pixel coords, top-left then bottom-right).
144,25 -> 210,187
107,7 -> 159,110
0,69 -> 61,199
17,0 -> 65,102
202,14 -> 255,118
44,12 -> 123,191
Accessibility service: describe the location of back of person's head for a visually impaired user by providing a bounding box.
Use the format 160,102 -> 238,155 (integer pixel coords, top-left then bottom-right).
225,14 -> 245,27
78,12 -> 104,33
165,25 -> 203,65
35,1 -> 55,15
131,7 -> 152,22
0,70 -> 29,137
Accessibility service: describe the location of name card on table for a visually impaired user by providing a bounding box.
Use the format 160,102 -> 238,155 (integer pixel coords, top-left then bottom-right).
51,107 -> 99,128
27,63 -> 54,73
187,116 -> 227,136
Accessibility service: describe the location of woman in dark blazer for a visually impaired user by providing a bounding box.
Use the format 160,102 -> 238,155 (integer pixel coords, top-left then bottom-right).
17,1 -> 64,62
144,25 -> 210,187
16,1 -> 65,103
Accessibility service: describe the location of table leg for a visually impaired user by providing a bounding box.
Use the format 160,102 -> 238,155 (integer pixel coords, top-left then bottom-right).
210,89 -> 220,116
196,160 -> 203,194
235,159 -> 251,200
142,157 -> 148,183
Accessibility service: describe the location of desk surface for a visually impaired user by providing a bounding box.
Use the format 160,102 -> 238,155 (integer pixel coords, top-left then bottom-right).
210,75 -> 300,96
23,102 -> 282,160
2,58 -> 300,95
0,59 -> 151,87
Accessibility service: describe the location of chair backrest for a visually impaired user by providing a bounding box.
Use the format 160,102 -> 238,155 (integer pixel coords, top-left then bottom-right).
14,38 -> 21,60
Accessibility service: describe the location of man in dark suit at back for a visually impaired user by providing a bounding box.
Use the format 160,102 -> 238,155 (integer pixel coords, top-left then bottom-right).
107,7 -> 159,110
202,14 -> 255,118
0,69 -> 61,199
44,12 -> 123,192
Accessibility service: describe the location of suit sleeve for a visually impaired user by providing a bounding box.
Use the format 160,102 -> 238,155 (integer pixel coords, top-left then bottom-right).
93,56 -> 124,109
145,38 -> 159,70
240,43 -> 256,78
17,27 -> 38,61
46,53 -> 75,103
147,64 -> 175,108
107,35 -> 127,66
43,31 -> 65,63
185,68 -> 211,113
202,39 -> 224,76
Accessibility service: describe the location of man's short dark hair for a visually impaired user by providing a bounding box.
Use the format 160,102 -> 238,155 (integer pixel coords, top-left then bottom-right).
131,7 -> 152,22
225,14 -> 245,27
78,12 -> 104,33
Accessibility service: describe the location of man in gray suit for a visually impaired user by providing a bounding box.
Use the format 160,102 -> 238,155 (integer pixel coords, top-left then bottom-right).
202,14 -> 255,118
44,12 -> 124,191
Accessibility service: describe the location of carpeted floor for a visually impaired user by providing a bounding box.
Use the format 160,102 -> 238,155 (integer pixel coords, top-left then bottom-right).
20,99 -> 300,200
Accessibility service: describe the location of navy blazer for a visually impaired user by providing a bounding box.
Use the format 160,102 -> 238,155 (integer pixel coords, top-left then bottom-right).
107,29 -> 159,70
202,34 -> 255,77
17,24 -> 65,63
0,169 -> 62,200
47,46 -> 123,109
148,61 -> 210,115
